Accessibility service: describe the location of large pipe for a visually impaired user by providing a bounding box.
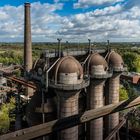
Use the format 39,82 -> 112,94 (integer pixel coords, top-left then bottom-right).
24,2 -> 32,73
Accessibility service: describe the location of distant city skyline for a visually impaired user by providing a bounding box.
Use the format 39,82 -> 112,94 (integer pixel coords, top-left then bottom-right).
0,0 -> 140,42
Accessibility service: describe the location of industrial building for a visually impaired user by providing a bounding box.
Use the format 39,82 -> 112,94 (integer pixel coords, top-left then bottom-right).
22,3 -> 125,140
1,2 -> 139,140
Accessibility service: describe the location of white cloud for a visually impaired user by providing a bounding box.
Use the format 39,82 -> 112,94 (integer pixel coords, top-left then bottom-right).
74,0 -> 124,9
93,4 -> 122,16
58,3 -> 140,42
0,2 -> 64,42
0,1 -> 140,42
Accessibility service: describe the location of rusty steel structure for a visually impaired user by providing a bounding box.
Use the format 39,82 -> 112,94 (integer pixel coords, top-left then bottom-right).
1,2 -> 139,140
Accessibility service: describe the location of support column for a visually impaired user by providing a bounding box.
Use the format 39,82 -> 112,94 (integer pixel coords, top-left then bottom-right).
106,74 -> 120,140
88,80 -> 104,140
57,91 -> 80,140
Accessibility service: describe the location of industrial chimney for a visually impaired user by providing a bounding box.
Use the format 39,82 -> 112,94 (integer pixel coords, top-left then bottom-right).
24,2 -> 32,73
24,3 -> 33,97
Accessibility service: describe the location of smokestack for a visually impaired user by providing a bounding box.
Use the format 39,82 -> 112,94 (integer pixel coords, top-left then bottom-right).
24,3 -> 33,97
24,2 -> 32,73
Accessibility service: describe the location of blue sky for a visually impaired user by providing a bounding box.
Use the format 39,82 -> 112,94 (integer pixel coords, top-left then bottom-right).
0,0 -> 140,42
0,0 -> 126,15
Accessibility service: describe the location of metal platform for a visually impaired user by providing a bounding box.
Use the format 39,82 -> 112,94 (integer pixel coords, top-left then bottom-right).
113,67 -> 127,73
49,77 -> 89,91
90,72 -> 112,79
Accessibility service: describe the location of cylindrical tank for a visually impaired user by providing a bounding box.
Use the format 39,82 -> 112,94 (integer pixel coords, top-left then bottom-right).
105,51 -> 124,140
53,56 -> 84,140
87,53 -> 110,140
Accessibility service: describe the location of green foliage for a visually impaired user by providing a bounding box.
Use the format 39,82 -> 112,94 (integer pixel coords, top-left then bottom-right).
0,98 -> 15,134
122,52 -> 140,72
119,87 -> 129,101
124,82 -> 138,99
133,55 -> 140,72
13,70 -> 21,77
0,50 -> 23,65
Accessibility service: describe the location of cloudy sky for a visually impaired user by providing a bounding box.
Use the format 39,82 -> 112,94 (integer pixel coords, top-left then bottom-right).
0,0 -> 140,42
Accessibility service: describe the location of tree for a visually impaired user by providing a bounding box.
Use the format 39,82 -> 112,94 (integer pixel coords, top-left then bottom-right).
119,86 -> 128,101
0,98 -> 15,134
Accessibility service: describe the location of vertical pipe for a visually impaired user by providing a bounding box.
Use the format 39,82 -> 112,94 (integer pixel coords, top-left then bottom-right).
57,38 -> 62,58
88,39 -> 91,53
57,92 -> 79,140
88,80 -> 104,140
107,40 -> 110,51
24,2 -> 32,72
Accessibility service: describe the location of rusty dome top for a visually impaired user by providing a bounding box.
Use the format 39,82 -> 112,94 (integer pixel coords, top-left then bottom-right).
54,56 -> 83,79
108,51 -> 124,68
88,53 -> 108,69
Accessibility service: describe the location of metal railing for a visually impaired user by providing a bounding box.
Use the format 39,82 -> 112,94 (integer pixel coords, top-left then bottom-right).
44,48 -> 106,58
